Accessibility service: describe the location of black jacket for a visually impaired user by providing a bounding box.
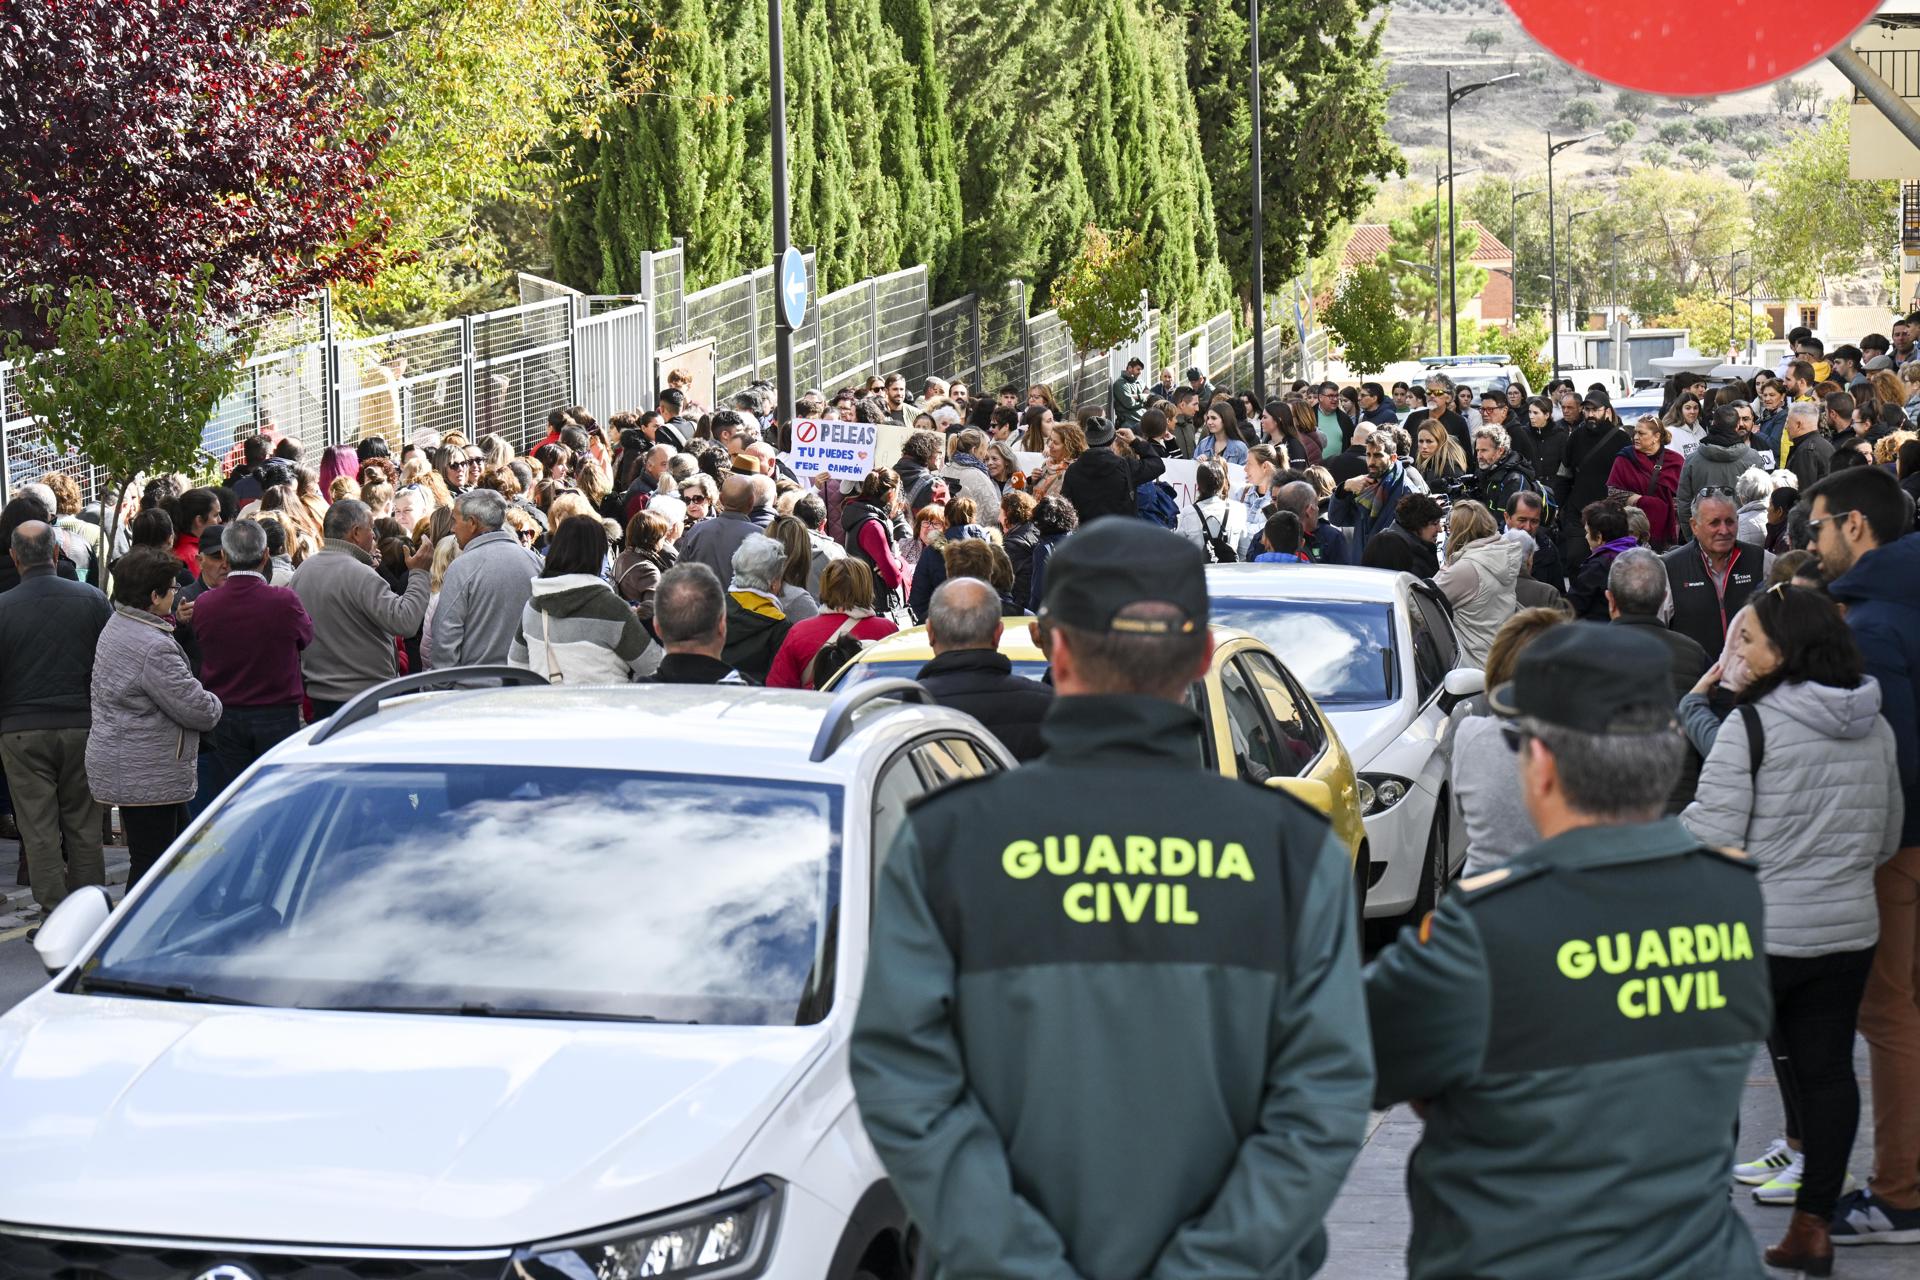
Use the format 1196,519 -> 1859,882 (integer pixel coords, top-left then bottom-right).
914,648 -> 1056,762
1561,421 -> 1628,561
1514,420 -> 1570,498
0,568 -> 111,731
1060,444 -> 1165,523
0,554 -> 78,595
1611,613 -> 1710,812
893,456 -> 930,500
1324,446 -> 1368,488
649,652 -> 741,684
1002,521 -> 1040,608
1661,541 -> 1766,658
1360,523 -> 1439,579
1785,431 -> 1834,489
1530,535 -> 1568,595
720,598 -> 792,685
1474,453 -> 1539,517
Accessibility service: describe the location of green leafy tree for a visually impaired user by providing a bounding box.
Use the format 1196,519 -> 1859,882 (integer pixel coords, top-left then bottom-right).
1653,292 -> 1766,360
1615,90 -> 1652,122
1462,316 -> 1550,392
1377,199 -> 1485,355
1656,121 -> 1691,147
1727,161 -> 1755,189
1187,0 -> 1402,311
3,272 -> 252,579
1559,99 -> 1602,130
1679,141 -> 1714,171
1051,225 -> 1149,401
1325,262 -> 1410,374
1738,130 -> 1770,161
1753,100 -> 1898,298
1605,119 -> 1636,170
306,0 -> 616,328
1465,27 -> 1500,56
1693,116 -> 1731,144
1772,79 -> 1799,118
1642,143 -> 1671,169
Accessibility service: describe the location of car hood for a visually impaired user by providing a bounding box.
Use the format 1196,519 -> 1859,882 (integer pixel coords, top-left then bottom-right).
1322,701 -> 1410,769
0,995 -> 829,1247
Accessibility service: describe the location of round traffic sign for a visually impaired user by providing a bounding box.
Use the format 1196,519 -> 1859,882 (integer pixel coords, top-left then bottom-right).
1503,0 -> 1879,97
778,247 -> 808,330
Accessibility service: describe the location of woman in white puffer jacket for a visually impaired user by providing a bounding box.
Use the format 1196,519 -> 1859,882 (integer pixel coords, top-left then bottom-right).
1681,585 -> 1902,1266
1431,499 -> 1521,668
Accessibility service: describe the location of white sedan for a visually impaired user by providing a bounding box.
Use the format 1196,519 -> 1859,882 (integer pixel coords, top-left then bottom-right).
0,671 -> 1016,1279
1205,564 -> 1469,928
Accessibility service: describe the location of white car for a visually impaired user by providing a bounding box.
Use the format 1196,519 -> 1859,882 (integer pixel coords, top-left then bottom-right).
0,670 -> 1017,1279
1204,564 -> 1468,927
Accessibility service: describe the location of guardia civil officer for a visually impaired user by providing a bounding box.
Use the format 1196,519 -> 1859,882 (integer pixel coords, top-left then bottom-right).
850,517 -> 1373,1280
1366,622 -> 1772,1280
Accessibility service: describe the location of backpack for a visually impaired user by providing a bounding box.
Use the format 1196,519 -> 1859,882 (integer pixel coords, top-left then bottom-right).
803,615 -> 872,689
1197,506 -> 1239,564
1136,479 -> 1179,528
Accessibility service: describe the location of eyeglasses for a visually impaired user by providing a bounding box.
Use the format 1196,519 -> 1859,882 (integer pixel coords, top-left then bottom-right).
1806,510 -> 1852,537
516,529 -> 537,544
1499,725 -> 1535,754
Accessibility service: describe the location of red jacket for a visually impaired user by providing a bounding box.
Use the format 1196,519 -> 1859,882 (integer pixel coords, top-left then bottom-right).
766,613 -> 898,689
1606,446 -> 1683,549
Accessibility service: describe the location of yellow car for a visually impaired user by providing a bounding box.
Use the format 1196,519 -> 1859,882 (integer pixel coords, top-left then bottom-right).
825,619 -> 1369,891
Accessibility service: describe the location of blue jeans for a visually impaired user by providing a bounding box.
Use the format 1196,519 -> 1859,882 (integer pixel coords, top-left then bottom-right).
209,704 -> 304,794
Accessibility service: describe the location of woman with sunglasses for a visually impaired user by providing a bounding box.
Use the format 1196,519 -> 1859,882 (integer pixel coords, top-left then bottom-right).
1679,586 -> 1902,1273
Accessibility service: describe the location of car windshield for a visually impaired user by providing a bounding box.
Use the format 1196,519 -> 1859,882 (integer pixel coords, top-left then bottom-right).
1209,598 -> 1397,708
838,657 -> 1051,687
78,765 -> 842,1026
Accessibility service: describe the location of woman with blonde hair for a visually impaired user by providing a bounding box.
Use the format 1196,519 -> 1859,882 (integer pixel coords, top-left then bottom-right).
1433,499 -> 1523,667
1029,421 -> 1086,500
1415,418 -> 1469,491
984,442 -> 1026,493
766,559 -> 900,689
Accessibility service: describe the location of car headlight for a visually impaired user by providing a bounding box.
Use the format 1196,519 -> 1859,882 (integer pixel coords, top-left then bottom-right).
514,1180 -> 781,1280
1358,773 -> 1412,815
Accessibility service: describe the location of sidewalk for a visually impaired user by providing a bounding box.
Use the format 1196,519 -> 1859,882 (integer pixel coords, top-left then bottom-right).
1322,1041 -> 1906,1278
0,837 -> 131,934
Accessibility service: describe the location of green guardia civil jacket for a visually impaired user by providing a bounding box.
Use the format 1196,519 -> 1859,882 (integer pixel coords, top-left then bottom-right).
1364,818 -> 1773,1280
849,694 -> 1373,1280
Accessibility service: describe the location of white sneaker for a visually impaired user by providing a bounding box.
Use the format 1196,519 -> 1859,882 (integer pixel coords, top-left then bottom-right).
1752,1148 -> 1805,1205
1734,1137 -> 1795,1186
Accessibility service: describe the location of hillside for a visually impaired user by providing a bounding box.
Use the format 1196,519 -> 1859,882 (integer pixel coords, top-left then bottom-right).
1375,0 -> 1852,190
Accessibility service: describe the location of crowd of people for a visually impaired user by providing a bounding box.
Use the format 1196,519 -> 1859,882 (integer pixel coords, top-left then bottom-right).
0,323 -> 1917,1268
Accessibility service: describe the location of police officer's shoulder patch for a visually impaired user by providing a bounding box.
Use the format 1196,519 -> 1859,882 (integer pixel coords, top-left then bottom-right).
1453,861 -> 1549,901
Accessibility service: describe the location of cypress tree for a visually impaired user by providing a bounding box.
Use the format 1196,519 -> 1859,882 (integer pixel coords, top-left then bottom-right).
882,0 -> 963,286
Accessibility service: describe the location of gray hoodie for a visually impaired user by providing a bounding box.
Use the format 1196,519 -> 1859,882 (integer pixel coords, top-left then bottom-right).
1682,678 -> 1903,957
1433,535 -> 1523,668
1676,438 -> 1768,528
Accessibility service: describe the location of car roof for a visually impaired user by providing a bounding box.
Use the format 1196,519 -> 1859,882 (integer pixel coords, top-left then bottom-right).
1204,562 -> 1411,603
268,684 -> 990,779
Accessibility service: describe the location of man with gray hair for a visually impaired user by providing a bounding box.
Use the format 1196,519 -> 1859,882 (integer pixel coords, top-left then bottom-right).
721,534 -> 792,684
191,519 -> 315,780
291,498 -> 433,716
1607,546 -> 1709,811
0,520 -> 109,915
1367,623 -> 1770,1280
1273,480 -> 1352,564
431,488 -> 540,669
913,577 -> 1054,761
1784,400 -> 1833,488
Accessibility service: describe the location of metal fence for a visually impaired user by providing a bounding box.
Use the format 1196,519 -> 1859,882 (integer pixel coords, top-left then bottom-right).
0,238 -> 1302,502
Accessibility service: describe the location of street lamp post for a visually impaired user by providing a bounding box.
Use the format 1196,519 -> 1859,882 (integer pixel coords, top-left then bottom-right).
1445,71 -> 1517,355
1510,182 -> 1542,318
1545,129 -> 1602,382
1564,207 -> 1598,369
768,0 -> 796,422
1249,0 -> 1266,401
1432,162 -> 1479,356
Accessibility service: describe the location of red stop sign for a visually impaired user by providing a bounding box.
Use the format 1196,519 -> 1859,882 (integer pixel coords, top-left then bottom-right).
1504,0 -> 1880,97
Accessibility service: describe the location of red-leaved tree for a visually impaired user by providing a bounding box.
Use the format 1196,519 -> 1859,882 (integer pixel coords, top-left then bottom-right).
0,0 -> 394,346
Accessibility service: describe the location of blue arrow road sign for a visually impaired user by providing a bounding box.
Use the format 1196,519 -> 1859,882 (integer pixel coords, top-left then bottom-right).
779,247 -> 808,330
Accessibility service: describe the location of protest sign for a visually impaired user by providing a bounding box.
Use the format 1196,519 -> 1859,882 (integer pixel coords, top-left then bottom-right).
782,419 -> 878,482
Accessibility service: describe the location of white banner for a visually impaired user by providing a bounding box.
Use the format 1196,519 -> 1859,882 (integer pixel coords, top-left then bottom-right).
781,419 -> 879,483
1016,451 -> 1245,512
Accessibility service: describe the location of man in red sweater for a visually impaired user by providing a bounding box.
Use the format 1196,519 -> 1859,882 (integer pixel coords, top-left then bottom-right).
191,519 -> 315,785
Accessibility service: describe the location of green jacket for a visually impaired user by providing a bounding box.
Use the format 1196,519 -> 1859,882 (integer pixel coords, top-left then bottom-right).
850,695 -> 1373,1280
1364,818 -> 1772,1280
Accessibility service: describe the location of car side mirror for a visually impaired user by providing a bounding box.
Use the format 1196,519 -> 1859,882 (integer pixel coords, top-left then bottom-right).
34,885 -> 113,975
1443,668 -> 1486,698
1266,776 -> 1333,815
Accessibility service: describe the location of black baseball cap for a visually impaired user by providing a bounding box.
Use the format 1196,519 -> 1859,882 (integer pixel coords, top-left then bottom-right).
1185,367 -> 1205,381
1039,517 -> 1208,636
1487,622 -> 1676,733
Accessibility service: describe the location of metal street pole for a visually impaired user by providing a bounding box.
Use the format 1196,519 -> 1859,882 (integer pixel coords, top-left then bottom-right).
1566,208 -> 1597,346
1544,130 -> 1601,382
1445,72 -> 1516,355
1249,0 -> 1266,401
768,0 -> 796,423
1511,183 -> 1542,319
